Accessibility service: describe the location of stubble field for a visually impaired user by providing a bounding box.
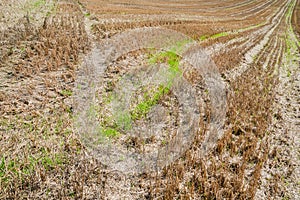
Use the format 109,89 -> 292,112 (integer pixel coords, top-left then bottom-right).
0,0 -> 299,199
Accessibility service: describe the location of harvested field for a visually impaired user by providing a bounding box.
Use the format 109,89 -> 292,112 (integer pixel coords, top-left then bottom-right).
0,0 -> 299,199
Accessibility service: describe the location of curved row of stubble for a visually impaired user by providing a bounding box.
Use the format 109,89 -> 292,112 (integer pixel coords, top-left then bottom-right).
74,27 -> 226,174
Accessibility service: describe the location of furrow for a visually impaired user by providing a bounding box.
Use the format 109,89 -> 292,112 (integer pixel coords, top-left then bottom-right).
223,0 -> 291,82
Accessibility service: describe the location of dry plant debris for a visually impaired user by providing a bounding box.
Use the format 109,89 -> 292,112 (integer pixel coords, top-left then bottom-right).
0,0 -> 299,199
